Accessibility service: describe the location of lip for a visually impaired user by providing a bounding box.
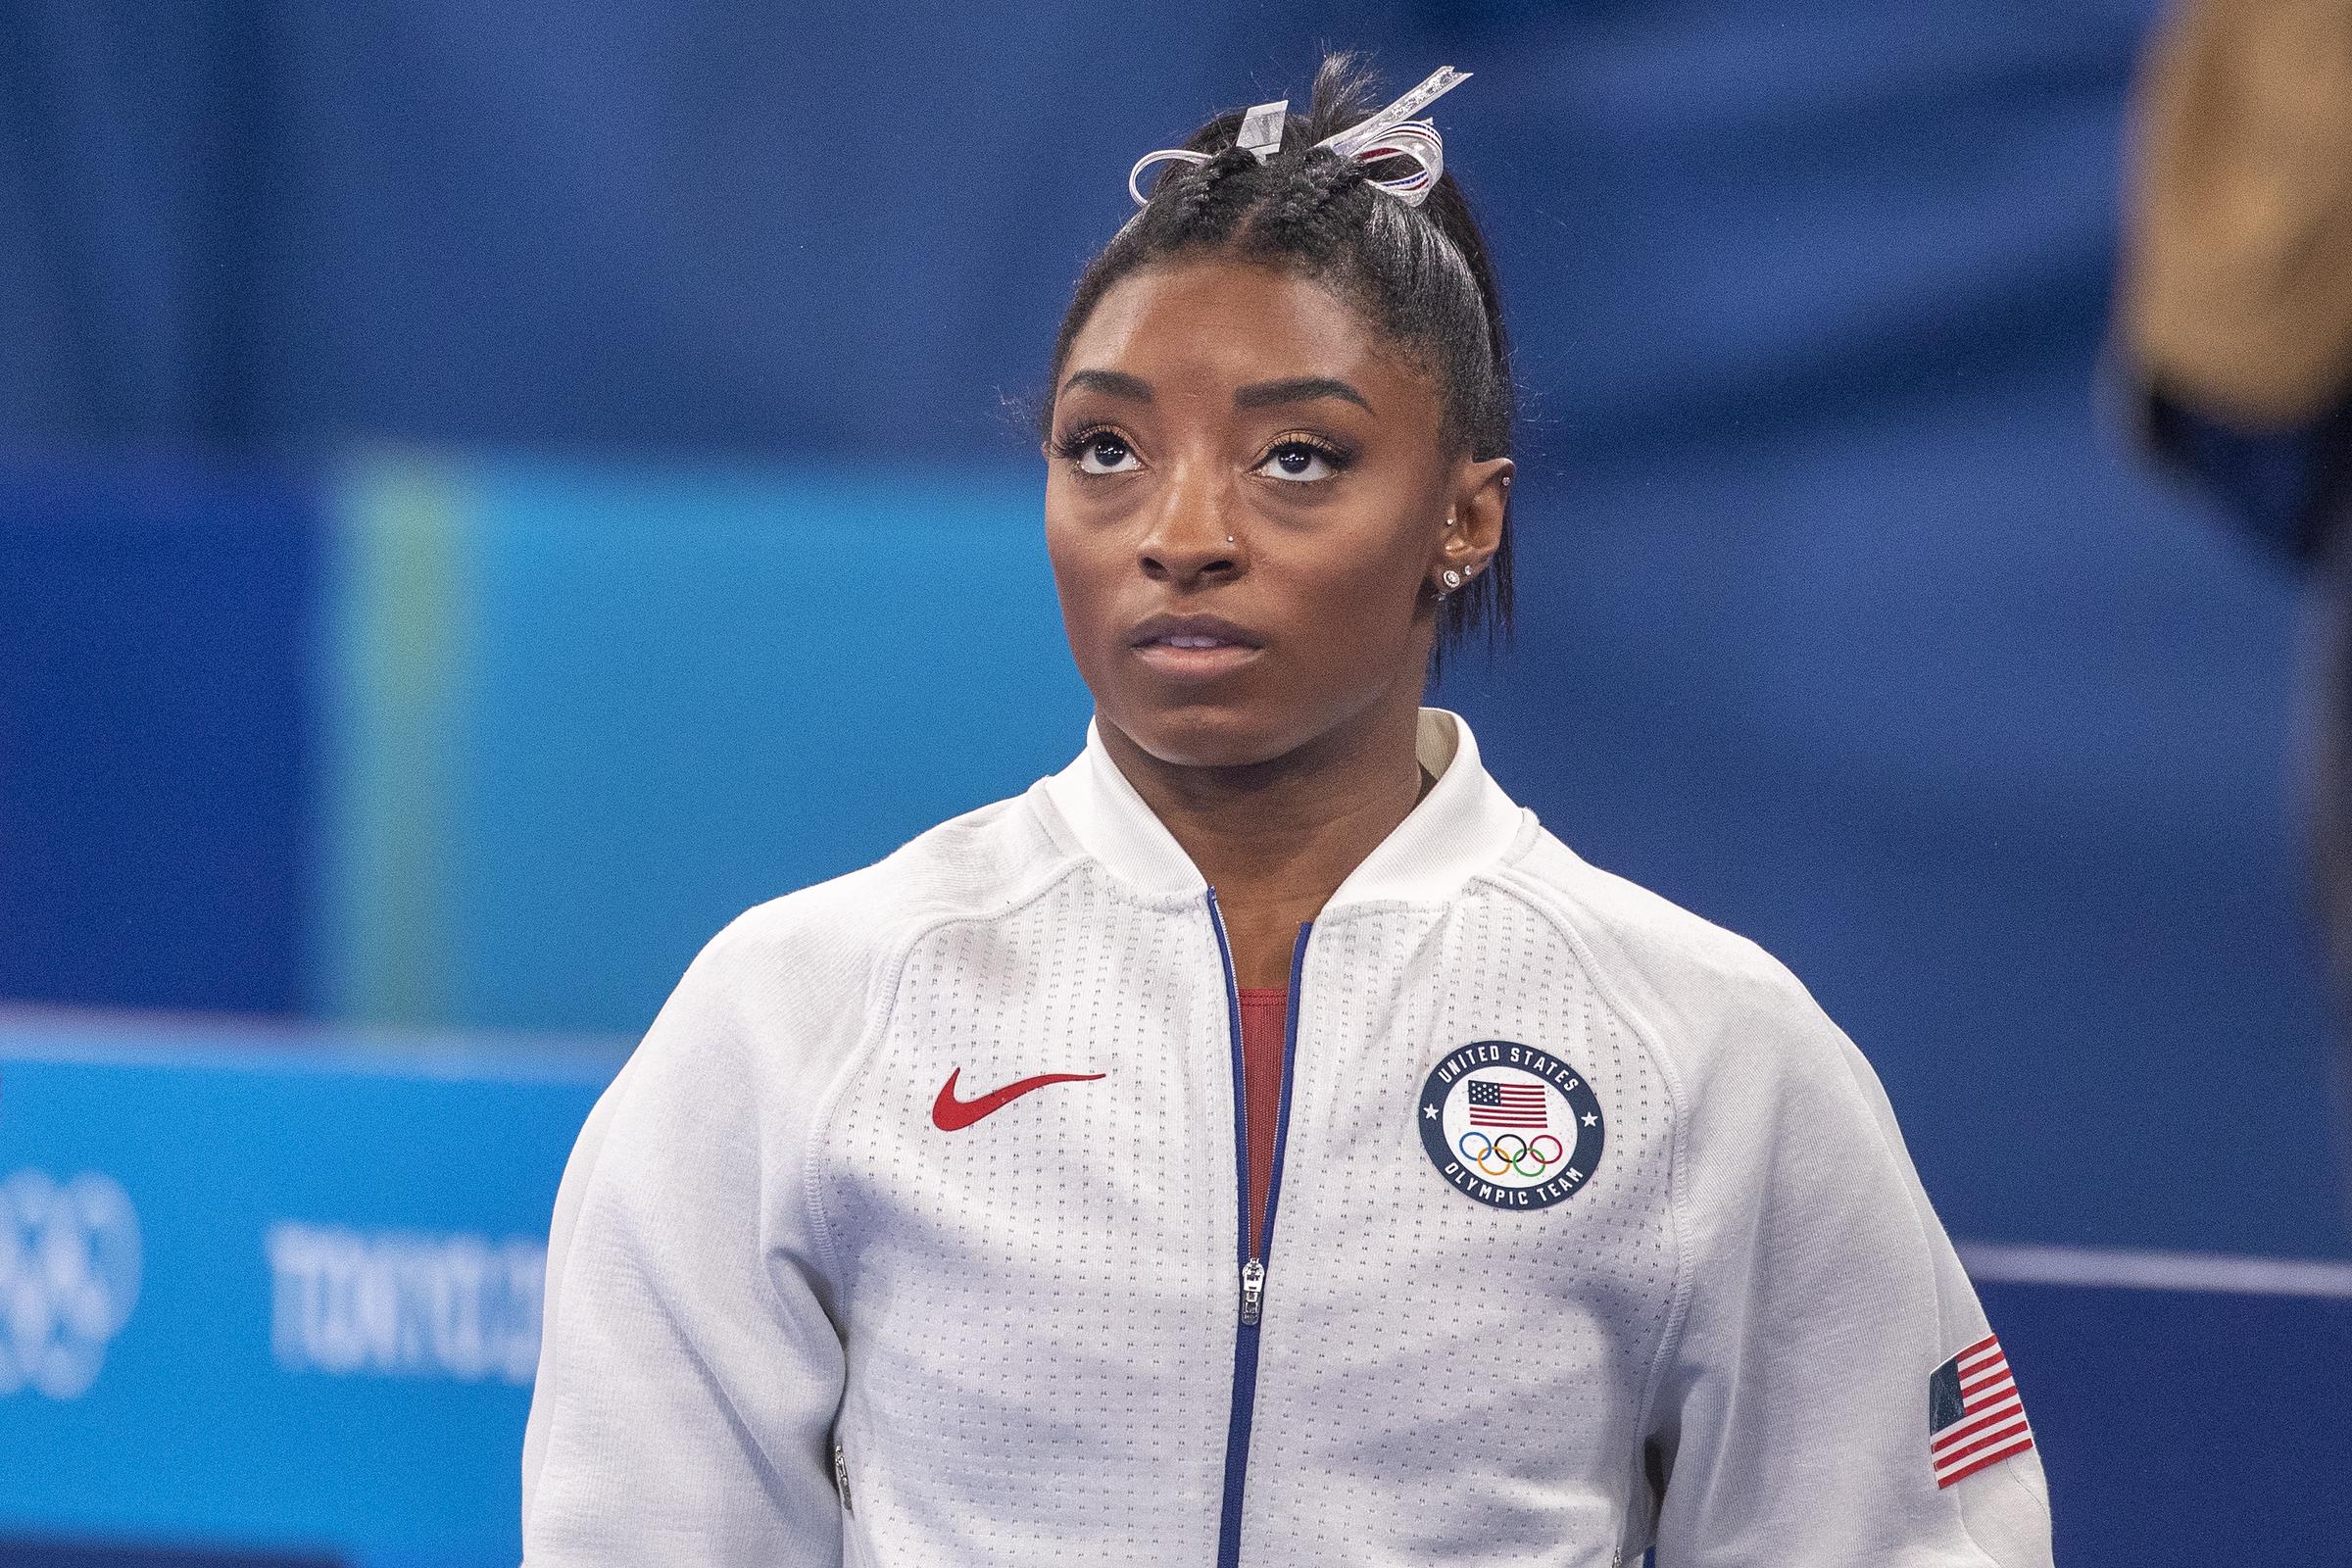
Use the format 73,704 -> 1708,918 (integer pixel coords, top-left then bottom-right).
1127,612 -> 1264,650
1126,612 -> 1265,680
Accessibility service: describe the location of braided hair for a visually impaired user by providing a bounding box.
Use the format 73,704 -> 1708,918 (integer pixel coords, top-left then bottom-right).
1046,51 -> 1518,658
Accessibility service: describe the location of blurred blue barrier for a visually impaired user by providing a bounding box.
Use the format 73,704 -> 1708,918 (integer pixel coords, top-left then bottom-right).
0,1011 -> 621,1567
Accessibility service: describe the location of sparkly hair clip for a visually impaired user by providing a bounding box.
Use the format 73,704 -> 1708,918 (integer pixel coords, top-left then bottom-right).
1126,66 -> 1473,210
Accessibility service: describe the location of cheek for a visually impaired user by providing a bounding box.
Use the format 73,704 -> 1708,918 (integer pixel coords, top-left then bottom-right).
1294,522 -> 1429,624
1041,504 -> 1120,656
1041,503 -> 1094,596
1248,536 -> 1431,698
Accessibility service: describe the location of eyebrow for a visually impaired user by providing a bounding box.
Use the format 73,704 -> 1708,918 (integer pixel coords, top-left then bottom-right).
1055,368 -> 1376,416
1058,368 -> 1153,402
1233,375 -> 1375,416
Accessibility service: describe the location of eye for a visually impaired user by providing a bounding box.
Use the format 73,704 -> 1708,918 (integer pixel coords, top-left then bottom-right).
1255,438 -> 1349,484
1058,428 -> 1141,475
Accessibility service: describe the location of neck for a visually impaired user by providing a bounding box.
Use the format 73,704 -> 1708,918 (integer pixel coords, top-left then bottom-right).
1096,693 -> 1428,934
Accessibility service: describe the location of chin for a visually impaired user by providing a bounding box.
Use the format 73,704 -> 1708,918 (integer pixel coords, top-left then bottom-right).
1104,699 -> 1296,771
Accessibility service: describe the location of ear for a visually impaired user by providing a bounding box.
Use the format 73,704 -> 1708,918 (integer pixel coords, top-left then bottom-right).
1434,456 -> 1513,586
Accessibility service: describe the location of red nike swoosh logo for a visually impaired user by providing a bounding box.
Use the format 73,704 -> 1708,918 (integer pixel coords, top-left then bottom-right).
932,1067 -> 1106,1131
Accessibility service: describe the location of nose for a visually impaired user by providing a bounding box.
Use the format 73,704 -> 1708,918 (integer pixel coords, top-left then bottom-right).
1136,460 -> 1241,585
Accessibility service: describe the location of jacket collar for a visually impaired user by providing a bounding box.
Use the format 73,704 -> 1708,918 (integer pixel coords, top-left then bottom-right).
1033,706 -> 1532,912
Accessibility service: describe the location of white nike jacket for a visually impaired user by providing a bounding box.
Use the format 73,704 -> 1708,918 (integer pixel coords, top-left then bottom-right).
521,707 -> 2056,1567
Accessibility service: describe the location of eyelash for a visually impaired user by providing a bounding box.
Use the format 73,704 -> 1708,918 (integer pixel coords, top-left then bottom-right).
1048,424 -> 1124,467
1049,425 -> 1356,478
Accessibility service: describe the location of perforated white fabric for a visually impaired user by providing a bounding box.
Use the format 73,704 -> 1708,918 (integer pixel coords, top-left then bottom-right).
821,866 -> 1236,1561
522,708 -> 2055,1568
1236,892 -> 1674,1566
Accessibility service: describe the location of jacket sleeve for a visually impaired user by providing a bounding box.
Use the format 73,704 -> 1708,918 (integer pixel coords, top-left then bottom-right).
1642,990 -> 2054,1566
521,919 -> 850,1564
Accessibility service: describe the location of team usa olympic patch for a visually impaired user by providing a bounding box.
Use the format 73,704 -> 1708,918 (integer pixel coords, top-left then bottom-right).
1417,1041 -> 1605,1209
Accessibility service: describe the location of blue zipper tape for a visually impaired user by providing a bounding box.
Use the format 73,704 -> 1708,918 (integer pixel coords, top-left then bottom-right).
1205,888 -> 1312,1568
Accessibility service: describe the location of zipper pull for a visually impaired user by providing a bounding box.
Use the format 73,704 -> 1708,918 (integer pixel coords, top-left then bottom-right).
833,1436 -> 854,1514
1240,1256 -> 1265,1325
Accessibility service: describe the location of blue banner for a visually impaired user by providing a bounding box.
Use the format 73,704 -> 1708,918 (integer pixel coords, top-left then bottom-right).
0,1014 -> 621,1566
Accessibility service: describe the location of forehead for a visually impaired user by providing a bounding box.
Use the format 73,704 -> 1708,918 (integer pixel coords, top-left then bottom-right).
1061,256 -> 1436,414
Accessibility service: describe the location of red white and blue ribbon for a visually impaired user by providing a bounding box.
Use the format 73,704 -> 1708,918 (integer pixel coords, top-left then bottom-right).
1127,66 -> 1472,209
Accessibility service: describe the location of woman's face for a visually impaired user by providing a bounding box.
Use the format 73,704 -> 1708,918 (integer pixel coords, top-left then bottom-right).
1044,255 -> 1506,770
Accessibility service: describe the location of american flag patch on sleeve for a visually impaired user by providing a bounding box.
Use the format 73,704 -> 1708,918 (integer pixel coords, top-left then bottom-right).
1928,1332 -> 2034,1488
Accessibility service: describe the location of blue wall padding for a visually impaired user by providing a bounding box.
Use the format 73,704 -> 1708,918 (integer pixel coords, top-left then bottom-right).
0,457 -> 316,1014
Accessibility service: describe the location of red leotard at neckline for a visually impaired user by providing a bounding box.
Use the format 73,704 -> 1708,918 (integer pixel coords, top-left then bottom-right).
1237,986 -> 1289,1257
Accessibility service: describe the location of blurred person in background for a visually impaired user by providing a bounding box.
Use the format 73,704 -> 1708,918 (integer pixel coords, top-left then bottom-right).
2115,0 -> 2352,1214
519,54 -> 2055,1566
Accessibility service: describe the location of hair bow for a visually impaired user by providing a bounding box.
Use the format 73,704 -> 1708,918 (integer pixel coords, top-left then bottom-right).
1126,66 -> 1472,210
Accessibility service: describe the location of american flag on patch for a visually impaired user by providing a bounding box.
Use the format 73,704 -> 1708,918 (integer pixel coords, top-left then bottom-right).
1929,1332 -> 2034,1488
1466,1078 -> 1546,1129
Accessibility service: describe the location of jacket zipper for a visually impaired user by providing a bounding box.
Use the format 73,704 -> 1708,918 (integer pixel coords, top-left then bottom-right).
1205,887 -> 1311,1568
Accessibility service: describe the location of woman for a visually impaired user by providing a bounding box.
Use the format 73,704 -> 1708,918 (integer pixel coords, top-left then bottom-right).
521,55 -> 2055,1567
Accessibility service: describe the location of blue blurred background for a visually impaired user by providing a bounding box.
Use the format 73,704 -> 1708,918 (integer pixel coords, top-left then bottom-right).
3,2 -> 2347,1564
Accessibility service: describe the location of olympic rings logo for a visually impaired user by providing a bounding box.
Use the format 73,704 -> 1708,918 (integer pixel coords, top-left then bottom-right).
0,1170 -> 142,1400
1456,1131 -> 1565,1179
